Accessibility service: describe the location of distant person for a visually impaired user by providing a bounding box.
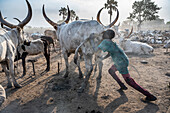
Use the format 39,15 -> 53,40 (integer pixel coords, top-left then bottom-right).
98,29 -> 157,101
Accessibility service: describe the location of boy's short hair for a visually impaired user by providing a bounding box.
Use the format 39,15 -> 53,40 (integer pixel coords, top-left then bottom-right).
102,29 -> 115,39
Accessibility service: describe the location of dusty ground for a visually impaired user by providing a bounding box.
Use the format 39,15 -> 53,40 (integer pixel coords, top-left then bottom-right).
0,44 -> 170,113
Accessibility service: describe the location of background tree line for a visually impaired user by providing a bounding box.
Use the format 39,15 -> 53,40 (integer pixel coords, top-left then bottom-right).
58,0 -> 161,31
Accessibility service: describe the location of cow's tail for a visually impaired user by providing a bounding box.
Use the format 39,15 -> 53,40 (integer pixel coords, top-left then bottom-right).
52,42 -> 55,52
129,64 -> 141,78
74,40 -> 85,65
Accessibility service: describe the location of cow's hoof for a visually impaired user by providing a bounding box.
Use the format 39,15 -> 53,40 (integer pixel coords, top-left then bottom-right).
63,73 -> 68,78
21,74 -> 26,78
79,73 -> 83,79
97,75 -> 102,80
77,87 -> 84,93
0,97 -> 5,106
14,84 -> 22,89
7,84 -> 12,89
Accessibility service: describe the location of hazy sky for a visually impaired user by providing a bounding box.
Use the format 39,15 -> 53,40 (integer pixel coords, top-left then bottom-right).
0,0 -> 169,27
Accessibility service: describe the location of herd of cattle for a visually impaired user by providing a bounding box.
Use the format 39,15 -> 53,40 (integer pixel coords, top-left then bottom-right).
0,0 -> 170,106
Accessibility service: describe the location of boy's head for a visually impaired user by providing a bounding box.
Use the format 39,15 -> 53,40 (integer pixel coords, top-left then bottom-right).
102,29 -> 115,39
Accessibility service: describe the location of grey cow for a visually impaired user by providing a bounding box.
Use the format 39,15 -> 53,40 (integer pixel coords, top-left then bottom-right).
0,0 -> 32,88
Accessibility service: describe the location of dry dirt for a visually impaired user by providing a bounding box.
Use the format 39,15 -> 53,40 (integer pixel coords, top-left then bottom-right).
0,44 -> 170,113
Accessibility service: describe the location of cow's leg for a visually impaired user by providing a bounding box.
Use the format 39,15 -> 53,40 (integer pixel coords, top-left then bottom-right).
77,54 -> 83,78
95,54 -> 103,79
21,53 -> 27,77
1,64 -> 12,88
44,53 -> 50,72
44,44 -> 50,72
79,52 -> 83,60
97,61 -> 103,79
8,59 -> 21,88
63,52 -> 69,78
77,54 -> 93,93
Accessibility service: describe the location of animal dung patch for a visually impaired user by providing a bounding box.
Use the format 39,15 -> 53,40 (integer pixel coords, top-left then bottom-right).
52,80 -> 71,91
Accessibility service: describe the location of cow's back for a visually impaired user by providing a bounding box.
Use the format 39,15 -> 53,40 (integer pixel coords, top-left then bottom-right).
59,20 -> 104,52
25,39 -> 44,55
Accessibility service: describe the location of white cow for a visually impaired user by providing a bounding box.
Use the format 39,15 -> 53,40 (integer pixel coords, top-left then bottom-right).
4,17 -> 52,77
0,0 -> 32,88
119,28 -> 154,55
43,5 -> 119,92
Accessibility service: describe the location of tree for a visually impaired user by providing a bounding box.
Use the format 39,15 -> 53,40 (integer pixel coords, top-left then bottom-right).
104,0 -> 118,23
75,16 -> 79,20
127,0 -> 161,31
59,7 -> 67,20
59,7 -> 78,21
70,10 -> 76,21
166,21 -> 170,24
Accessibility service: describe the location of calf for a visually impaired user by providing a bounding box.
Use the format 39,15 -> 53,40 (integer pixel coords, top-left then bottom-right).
16,39 -> 50,77
119,28 -> 154,55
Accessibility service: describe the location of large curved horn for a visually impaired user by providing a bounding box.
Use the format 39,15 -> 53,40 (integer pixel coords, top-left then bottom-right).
97,7 -> 104,25
42,5 -> 58,27
64,5 -> 70,24
97,7 -> 119,28
1,17 -> 7,28
126,27 -> 133,38
13,18 -> 21,23
106,8 -> 119,28
17,0 -> 32,28
0,0 -> 32,29
0,12 -> 17,28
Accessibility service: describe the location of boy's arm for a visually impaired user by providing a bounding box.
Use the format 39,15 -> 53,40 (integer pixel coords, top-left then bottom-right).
102,53 -> 110,60
93,52 -> 110,66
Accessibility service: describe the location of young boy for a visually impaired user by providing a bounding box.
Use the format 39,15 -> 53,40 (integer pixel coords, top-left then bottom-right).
98,29 -> 157,101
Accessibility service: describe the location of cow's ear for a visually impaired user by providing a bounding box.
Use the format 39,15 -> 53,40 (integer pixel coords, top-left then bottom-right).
101,31 -> 105,34
24,40 -> 31,46
101,31 -> 106,38
54,25 -> 57,30
24,40 -> 26,44
21,45 -> 26,51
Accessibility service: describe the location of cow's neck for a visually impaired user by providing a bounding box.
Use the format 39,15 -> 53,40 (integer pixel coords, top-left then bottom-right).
5,30 -> 19,48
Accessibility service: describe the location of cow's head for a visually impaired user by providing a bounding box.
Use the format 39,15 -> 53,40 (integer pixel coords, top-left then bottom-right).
119,27 -> 133,45
42,5 -> 70,39
44,30 -> 58,41
124,27 -> 133,39
0,0 -> 32,45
